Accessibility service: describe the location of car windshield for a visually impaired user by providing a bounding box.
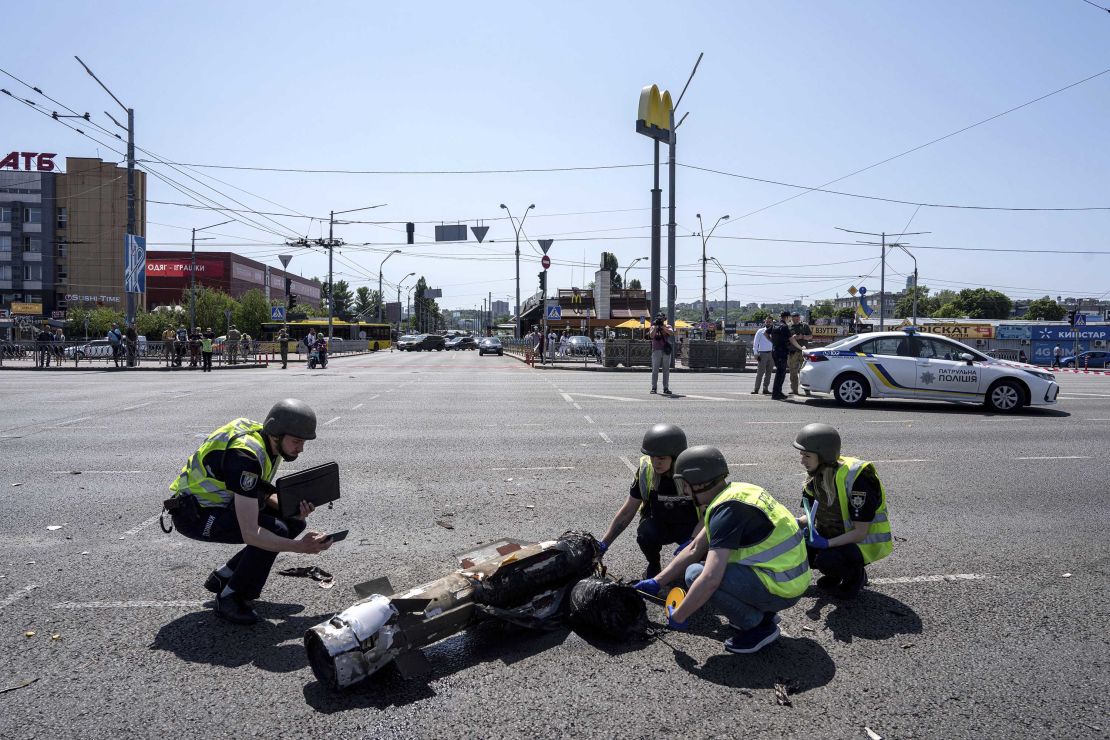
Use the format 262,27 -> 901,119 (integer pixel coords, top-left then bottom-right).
823,335 -> 857,350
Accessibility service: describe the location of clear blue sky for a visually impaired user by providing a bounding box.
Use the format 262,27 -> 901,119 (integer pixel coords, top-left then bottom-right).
6,1 -> 1109,311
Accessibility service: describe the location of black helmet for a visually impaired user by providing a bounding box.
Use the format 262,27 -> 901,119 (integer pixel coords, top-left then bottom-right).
793,423 -> 841,465
673,445 -> 729,487
640,423 -> 687,458
263,398 -> 317,440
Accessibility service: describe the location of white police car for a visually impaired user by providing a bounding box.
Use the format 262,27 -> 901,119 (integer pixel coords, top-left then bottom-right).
799,328 -> 1060,412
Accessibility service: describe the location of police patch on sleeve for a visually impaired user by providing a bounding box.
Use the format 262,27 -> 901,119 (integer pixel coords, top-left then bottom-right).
240,471 -> 258,492
850,493 -> 865,512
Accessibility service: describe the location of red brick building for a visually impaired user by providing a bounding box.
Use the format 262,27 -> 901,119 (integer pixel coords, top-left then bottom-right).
145,251 -> 320,308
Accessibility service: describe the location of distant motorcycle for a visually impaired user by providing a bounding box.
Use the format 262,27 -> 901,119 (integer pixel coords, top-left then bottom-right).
308,345 -> 328,369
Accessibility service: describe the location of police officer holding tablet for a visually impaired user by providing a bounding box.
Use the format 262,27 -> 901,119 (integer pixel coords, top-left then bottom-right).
164,399 -> 332,625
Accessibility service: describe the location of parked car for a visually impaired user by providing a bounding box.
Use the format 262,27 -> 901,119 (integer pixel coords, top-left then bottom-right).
398,334 -> 445,351
1060,350 -> 1110,369
478,337 -> 503,356
565,335 -> 597,356
798,327 -> 1059,413
64,339 -> 136,360
446,336 -> 478,351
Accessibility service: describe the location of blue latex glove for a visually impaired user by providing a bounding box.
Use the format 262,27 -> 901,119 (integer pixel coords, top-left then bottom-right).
667,605 -> 689,631
597,540 -> 608,554
803,528 -> 830,550
632,578 -> 660,597
672,538 -> 692,557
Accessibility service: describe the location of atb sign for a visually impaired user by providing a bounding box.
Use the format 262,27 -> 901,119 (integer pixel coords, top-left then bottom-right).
271,306 -> 286,321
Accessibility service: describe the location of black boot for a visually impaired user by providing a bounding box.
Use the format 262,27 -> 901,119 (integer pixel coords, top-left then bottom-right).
816,574 -> 842,591
215,591 -> 259,625
833,568 -> 868,599
642,562 -> 662,580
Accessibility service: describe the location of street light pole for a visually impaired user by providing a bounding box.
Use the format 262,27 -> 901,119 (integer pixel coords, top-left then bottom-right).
623,256 -> 648,289
500,203 -> 535,338
710,257 -> 728,336
696,213 -> 729,332
321,202 -> 386,340
892,244 -> 919,325
396,272 -> 415,335
190,219 -> 232,330
836,226 -> 929,329
378,250 -> 402,323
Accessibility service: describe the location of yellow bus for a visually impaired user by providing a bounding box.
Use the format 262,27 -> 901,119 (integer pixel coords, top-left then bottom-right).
260,320 -> 393,350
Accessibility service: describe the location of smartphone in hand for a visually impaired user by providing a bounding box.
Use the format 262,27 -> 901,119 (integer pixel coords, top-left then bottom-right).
325,530 -> 349,543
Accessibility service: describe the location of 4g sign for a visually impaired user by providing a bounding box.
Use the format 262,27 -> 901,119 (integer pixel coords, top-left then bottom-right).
0,151 -> 58,171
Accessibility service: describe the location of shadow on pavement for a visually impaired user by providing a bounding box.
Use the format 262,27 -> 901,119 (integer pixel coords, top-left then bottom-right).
671,635 -> 835,694
804,589 -> 923,644
800,397 -> 1070,418
149,602 -> 330,674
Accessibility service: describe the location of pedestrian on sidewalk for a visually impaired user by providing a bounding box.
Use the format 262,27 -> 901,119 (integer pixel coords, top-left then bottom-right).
1052,345 -> 1062,368
200,330 -> 214,372
277,328 -> 290,369
108,323 -> 123,367
648,313 -> 673,395
751,315 -> 774,394
227,325 -> 241,365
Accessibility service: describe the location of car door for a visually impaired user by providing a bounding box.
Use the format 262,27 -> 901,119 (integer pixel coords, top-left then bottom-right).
853,336 -> 919,398
914,337 -> 983,399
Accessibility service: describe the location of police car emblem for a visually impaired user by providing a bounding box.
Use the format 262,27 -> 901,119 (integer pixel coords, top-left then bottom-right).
240,472 -> 258,491
850,493 -> 865,510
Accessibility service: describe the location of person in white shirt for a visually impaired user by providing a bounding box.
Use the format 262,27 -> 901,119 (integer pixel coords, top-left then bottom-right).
751,316 -> 775,394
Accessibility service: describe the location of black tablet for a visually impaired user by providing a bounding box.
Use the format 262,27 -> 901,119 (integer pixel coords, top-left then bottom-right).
276,462 -> 340,518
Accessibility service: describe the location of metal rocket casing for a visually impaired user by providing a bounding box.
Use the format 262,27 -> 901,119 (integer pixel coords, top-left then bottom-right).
305,533 -> 600,690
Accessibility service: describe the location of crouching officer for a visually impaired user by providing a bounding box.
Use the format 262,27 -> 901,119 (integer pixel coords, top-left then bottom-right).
162,399 -> 332,625
793,423 -> 892,598
597,424 -> 698,579
634,446 -> 810,654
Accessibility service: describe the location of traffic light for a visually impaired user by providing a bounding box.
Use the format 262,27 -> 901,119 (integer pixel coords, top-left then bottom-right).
289,293 -> 298,309
406,222 -> 415,245
538,271 -> 547,295
1068,310 -> 1076,326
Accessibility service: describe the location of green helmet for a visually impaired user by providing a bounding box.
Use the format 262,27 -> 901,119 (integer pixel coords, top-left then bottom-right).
793,423 -> 840,465
673,445 -> 729,487
640,423 -> 687,458
262,398 -> 317,440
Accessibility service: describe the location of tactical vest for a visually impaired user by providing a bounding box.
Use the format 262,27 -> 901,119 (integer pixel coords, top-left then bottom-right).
834,457 -> 892,565
637,456 -> 693,521
704,482 -> 811,599
169,418 -> 277,508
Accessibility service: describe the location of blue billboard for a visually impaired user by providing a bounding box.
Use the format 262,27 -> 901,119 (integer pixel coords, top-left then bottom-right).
1031,325 -> 1110,342
124,234 -> 146,294
996,325 -> 1032,341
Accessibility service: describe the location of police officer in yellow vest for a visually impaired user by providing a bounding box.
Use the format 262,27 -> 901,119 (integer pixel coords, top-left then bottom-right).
596,424 -> 698,579
793,423 -> 892,599
165,399 -> 332,624
634,446 -> 810,654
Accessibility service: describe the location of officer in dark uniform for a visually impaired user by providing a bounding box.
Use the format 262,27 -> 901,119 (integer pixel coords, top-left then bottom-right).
164,399 -> 332,624
597,424 -> 698,579
793,423 -> 892,599
770,311 -> 793,400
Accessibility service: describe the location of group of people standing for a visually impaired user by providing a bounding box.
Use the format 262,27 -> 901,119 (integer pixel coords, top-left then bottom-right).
162,325 -> 217,371
598,421 -> 892,655
751,311 -> 812,399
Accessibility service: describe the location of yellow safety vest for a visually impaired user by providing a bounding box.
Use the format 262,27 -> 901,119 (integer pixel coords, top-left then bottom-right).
833,457 -> 893,565
704,482 -> 811,599
169,418 -> 278,508
637,455 -> 655,511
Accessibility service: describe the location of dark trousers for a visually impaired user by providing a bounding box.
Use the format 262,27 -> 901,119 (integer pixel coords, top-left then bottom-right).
202,352 -> 213,372
808,543 -> 865,583
636,515 -> 698,572
771,350 -> 788,397
172,504 -> 305,598
280,346 -> 288,368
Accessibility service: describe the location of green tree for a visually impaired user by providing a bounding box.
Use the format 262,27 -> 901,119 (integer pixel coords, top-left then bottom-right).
353,287 -> 382,318
627,278 -> 642,290
895,285 -> 936,319
1024,296 -> 1065,321
601,251 -> 622,289
412,277 -> 441,332
835,307 -> 857,321
65,306 -> 125,340
954,288 -> 1012,319
234,289 -> 271,337
182,286 -> 238,336
933,302 -> 964,318
747,309 -> 770,323
322,279 -> 353,319
810,301 -> 835,320
136,306 -> 183,339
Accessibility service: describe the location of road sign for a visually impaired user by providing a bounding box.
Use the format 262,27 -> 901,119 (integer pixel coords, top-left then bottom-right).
1074,313 -> 1087,327
541,255 -> 551,270
271,306 -> 286,321
538,239 -> 553,254
471,225 -> 489,243
639,315 -> 646,326
546,305 -> 561,320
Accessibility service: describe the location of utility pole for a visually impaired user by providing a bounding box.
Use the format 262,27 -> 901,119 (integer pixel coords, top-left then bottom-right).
76,56 -> 139,324
696,213 -> 729,334
190,220 -> 232,330
378,250 -> 402,323
710,257 -> 728,339
500,203 -> 535,338
836,226 -> 929,329
318,203 -> 386,340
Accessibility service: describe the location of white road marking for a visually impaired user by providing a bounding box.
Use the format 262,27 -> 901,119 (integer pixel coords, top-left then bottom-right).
122,402 -> 152,411
871,573 -> 989,585
743,421 -> 796,425
870,459 -> 932,464
573,403 -> 583,410
323,416 -> 341,426
618,456 -> 637,473
119,514 -> 162,539
1088,418 -> 1110,421
51,470 -> 150,474
583,415 -> 595,425
727,462 -> 762,467
0,584 -> 38,610
1013,455 -> 1090,461
490,466 -> 576,471
680,394 -> 734,402
54,416 -> 93,427
598,431 -> 612,444
53,600 -> 201,609
352,403 -> 364,410
560,393 -> 574,403
369,394 -> 380,400
572,393 -> 646,402
863,420 -> 911,424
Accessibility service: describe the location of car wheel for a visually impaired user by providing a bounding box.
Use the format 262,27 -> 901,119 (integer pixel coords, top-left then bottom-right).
498,350 -> 503,356
1065,361 -> 1074,368
833,373 -> 869,407
985,380 -> 1025,413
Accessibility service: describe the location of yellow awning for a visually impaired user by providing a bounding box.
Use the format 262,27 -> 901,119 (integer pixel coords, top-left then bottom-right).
614,319 -> 643,329
673,319 -> 693,329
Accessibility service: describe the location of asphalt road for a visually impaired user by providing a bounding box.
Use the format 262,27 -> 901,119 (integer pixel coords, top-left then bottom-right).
1,351 -> 1107,739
